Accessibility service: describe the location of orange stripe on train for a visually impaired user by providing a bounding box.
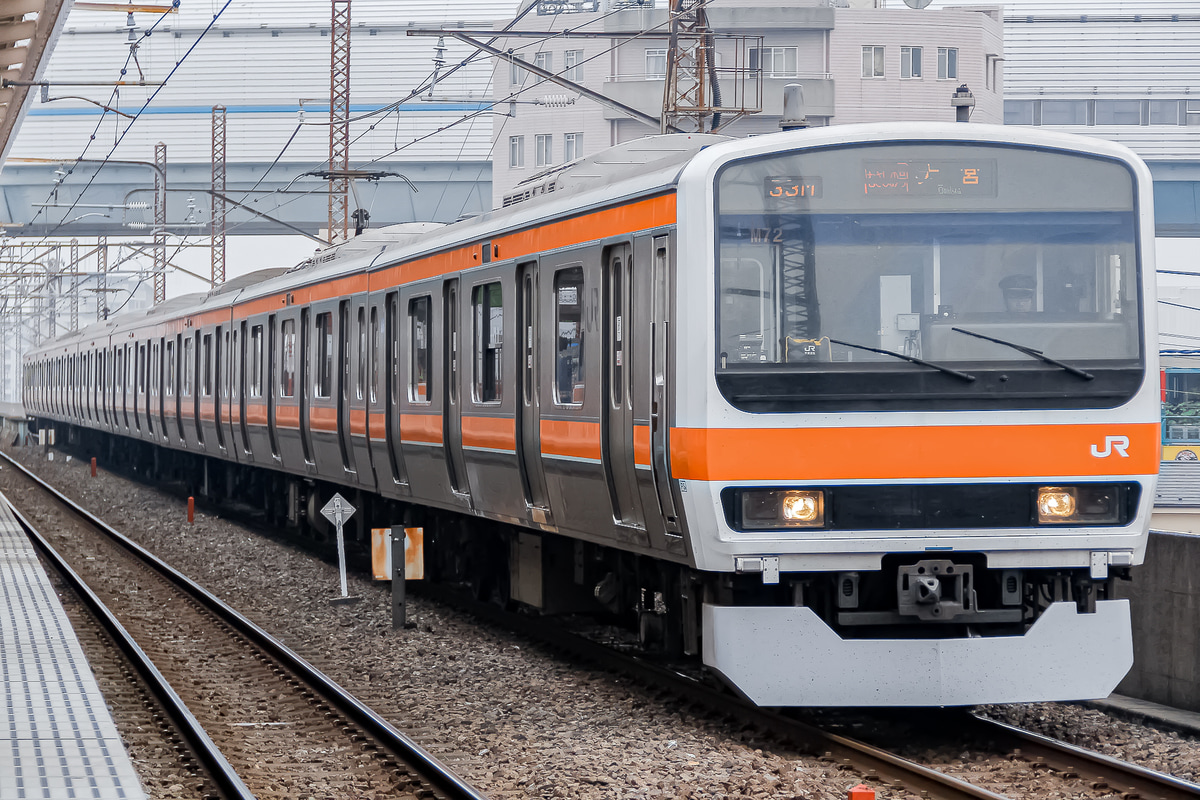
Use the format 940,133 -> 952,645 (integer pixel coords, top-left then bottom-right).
462,415 -> 516,452
669,423 -> 1161,482
540,419 -> 602,461
633,424 -> 651,467
400,413 -> 442,444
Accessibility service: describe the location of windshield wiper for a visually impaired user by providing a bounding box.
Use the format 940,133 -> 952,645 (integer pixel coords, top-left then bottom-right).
950,326 -> 1094,380
827,338 -> 976,382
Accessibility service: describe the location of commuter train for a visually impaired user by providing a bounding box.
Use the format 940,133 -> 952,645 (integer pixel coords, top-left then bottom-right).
24,122 -> 1160,706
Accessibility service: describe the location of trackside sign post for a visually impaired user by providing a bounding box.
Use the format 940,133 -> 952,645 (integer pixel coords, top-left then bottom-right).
321,493 -> 360,605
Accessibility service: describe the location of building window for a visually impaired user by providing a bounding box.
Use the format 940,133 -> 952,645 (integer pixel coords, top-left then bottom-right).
509,135 -> 525,168
564,49 -> 583,81
472,282 -> 503,404
535,133 -> 553,167
534,51 -> 551,72
510,54 -> 526,85
750,46 -> 798,78
645,48 -> 667,79
862,46 -> 884,78
1004,100 -> 1035,125
900,46 -> 922,79
1095,100 -> 1141,126
1186,100 -> 1200,126
937,47 -> 957,80
564,132 -> 583,162
1041,100 -> 1087,126
1150,100 -> 1181,125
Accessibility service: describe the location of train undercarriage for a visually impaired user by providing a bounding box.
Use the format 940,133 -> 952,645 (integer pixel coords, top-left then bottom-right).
46,420 -> 1128,675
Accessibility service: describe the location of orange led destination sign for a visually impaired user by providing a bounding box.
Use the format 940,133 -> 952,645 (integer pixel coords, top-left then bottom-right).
863,159 -> 996,197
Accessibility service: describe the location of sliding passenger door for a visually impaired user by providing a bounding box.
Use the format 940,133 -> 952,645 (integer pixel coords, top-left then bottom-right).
299,307 -> 314,466
516,261 -> 551,522
346,298 -> 376,488
442,278 -> 470,501
336,298 -> 357,477
649,236 -> 682,539
603,243 -> 645,529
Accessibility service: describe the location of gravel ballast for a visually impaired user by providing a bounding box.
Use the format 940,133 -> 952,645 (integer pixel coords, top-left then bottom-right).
4,444 -> 1199,799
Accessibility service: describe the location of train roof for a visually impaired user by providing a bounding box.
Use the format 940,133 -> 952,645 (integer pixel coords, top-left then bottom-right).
28,124 -> 1151,361
26,133 -> 732,358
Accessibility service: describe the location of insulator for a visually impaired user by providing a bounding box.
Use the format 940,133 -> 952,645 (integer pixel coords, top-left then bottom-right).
126,201 -> 151,210
124,222 -> 148,229
536,94 -> 576,107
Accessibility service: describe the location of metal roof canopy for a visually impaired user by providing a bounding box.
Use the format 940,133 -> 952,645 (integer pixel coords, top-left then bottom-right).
0,0 -> 73,170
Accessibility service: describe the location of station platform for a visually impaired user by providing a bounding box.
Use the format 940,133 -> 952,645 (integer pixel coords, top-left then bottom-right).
0,492 -> 147,799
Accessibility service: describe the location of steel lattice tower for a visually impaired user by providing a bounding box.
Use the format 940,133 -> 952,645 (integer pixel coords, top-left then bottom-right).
662,0 -> 710,133
328,0 -> 351,244
69,238 -> 79,332
96,237 -> 107,320
211,105 -> 227,286
154,142 -> 167,304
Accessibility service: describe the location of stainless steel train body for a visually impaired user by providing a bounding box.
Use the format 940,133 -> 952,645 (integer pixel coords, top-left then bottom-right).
24,123 -> 1160,706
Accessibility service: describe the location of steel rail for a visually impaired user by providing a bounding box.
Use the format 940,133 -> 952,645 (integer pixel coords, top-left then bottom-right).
0,451 -> 492,800
964,713 -> 1200,800
416,584 -> 1011,800
4,498 -> 255,800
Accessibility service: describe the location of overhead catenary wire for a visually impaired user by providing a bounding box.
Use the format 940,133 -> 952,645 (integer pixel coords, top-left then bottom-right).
39,0 -> 235,242
254,0 -> 689,210
26,1 -> 182,233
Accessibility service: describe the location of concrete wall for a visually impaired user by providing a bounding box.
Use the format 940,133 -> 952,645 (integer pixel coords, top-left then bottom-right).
1116,531 -> 1200,712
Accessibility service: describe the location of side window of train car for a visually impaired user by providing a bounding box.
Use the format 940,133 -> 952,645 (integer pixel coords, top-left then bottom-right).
316,311 -> 333,399
356,307 -> 366,401
408,296 -> 431,403
471,282 -> 503,404
202,333 -> 213,396
370,307 -> 379,404
183,337 -> 193,396
165,341 -> 175,396
250,325 -> 264,398
554,267 -> 585,405
280,318 -> 296,398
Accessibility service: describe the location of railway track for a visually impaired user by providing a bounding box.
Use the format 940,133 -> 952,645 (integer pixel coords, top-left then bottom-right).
7,447 -> 1199,800
961,712 -> 1200,800
416,585 -> 1200,800
0,450 -> 490,800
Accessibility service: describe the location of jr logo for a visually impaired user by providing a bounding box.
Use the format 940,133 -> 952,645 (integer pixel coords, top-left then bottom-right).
1090,435 -> 1130,458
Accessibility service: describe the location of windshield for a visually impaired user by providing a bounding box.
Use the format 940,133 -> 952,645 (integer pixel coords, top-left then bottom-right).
715,142 -> 1142,411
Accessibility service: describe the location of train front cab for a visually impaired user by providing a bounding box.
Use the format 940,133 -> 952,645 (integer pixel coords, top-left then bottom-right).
675,124 -> 1159,706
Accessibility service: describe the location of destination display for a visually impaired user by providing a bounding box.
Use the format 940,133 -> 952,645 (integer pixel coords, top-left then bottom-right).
862,159 -> 996,197
761,160 -> 997,205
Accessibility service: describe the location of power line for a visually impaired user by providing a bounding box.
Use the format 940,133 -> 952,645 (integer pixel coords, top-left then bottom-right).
40,0 -> 234,241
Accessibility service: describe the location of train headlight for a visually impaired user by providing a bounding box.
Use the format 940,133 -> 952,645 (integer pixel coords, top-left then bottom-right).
1036,485 -> 1122,525
1037,487 -> 1076,521
782,492 -> 822,523
740,489 -> 825,529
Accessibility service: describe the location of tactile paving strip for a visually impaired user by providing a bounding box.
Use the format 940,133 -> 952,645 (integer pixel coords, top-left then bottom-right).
0,492 -> 146,799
